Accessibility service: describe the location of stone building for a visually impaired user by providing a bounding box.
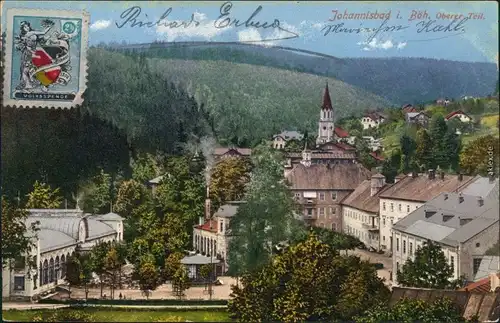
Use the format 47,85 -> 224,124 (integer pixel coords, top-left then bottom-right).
2,209 -> 123,301
286,162 -> 371,231
392,192 -> 499,283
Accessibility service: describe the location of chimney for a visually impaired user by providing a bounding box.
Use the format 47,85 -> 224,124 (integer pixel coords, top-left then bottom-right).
444,193 -> 449,200
205,186 -> 211,220
440,171 -> 445,180
428,169 -> 435,180
458,193 -> 464,203
490,273 -> 500,292
371,174 -> 386,196
459,217 -> 472,226
458,173 -> 463,181
477,196 -> 484,207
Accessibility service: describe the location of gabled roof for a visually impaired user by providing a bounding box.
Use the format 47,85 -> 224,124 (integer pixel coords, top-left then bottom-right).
370,152 -> 385,161
340,179 -> 393,213
316,141 -> 356,152
460,176 -> 499,201
406,111 -> 430,120
334,127 -> 349,138
378,173 -> 474,202
286,163 -> 371,190
194,219 -> 218,233
364,112 -> 386,121
214,147 -> 252,157
445,109 -> 471,120
273,130 -> 304,141
461,272 -> 500,293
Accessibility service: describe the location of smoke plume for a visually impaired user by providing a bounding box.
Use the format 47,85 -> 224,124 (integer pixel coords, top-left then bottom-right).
200,136 -> 216,186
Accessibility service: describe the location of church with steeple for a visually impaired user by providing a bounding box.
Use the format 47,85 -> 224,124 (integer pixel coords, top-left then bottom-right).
275,82 -> 359,175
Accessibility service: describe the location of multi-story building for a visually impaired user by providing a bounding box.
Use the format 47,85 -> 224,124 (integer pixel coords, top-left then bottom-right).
392,192 -> 499,283
360,112 -> 386,130
378,171 -> 475,254
272,130 -> 304,149
286,160 -> 371,231
2,209 -> 123,301
341,173 -> 392,251
192,199 -> 243,274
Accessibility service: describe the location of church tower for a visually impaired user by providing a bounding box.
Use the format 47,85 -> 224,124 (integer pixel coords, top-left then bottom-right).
316,82 -> 335,146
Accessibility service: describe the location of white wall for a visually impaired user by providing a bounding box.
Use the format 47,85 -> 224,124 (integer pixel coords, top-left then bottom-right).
379,198 -> 423,252
342,206 -> 380,250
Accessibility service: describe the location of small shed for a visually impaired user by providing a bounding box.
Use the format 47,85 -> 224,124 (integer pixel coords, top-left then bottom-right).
180,254 -> 221,282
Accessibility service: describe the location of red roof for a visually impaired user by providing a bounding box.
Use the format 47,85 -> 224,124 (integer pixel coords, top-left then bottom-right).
370,152 -> 385,161
402,104 -> 417,113
333,142 -> 356,151
334,127 -> 349,138
460,273 -> 500,293
195,219 -> 218,233
321,82 -> 333,111
445,110 -> 470,120
214,147 -> 252,157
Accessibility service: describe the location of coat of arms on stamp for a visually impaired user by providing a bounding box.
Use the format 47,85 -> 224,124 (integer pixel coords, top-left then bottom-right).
3,9 -> 90,109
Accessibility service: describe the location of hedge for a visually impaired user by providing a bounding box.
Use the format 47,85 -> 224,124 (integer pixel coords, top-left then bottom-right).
38,298 -> 228,306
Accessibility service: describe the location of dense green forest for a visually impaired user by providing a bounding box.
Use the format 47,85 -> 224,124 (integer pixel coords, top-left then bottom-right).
110,42 -> 498,104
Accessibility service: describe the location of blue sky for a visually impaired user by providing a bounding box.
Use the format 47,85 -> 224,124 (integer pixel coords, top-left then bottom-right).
2,1 -> 498,63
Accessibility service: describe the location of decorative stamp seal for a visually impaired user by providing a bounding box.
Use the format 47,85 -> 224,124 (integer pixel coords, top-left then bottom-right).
2,9 -> 90,109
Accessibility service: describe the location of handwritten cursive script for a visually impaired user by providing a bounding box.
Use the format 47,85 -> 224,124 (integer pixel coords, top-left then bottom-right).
213,2 -> 299,42
321,16 -> 469,43
115,6 -> 200,29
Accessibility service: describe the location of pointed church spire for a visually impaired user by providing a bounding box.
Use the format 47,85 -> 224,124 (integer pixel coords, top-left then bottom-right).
321,81 -> 333,111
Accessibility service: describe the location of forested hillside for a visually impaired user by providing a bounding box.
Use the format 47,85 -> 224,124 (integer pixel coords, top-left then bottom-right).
115,42 -> 498,105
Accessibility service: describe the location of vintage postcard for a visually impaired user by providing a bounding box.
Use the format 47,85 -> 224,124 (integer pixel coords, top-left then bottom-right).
1,1 -> 499,321
2,8 -> 89,108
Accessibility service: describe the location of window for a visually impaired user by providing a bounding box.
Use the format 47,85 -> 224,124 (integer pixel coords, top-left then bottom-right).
396,262 -> 400,271
319,208 -> 325,216
473,258 -> 482,275
295,193 -> 301,199
450,256 -> 455,272
319,193 -> 325,200
398,204 -> 402,211
332,223 -> 337,231
331,192 -> 337,200
396,238 -> 399,251
220,221 -> 224,233
382,217 -> 386,226
390,203 -> 394,212
383,202 -> 386,211
307,208 -> 313,216
475,242 -> 480,248
14,256 -> 25,269
330,207 -> 335,214
383,235 -> 385,242
403,240 -> 406,254
407,205 -> 410,212
14,276 -> 25,291
409,242 -> 413,255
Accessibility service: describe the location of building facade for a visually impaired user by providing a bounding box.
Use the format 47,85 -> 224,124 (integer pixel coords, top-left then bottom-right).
286,162 -> 371,231
2,209 -> 123,301
378,171 -> 475,253
392,192 -> 499,283
341,174 -> 391,251
272,130 -> 304,149
361,112 -> 386,130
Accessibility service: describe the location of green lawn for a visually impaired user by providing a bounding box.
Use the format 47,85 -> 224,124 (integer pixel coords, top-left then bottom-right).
2,309 -> 232,322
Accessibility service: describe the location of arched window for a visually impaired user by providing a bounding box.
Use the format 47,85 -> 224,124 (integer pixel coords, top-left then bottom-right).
43,260 -> 49,285
61,255 -> 66,278
49,258 -> 55,283
55,256 -> 60,280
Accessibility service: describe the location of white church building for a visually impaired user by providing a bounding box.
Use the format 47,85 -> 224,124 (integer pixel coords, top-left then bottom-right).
2,209 -> 123,301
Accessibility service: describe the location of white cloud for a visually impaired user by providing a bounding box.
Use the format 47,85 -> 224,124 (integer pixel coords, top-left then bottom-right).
156,11 -> 230,41
90,20 -> 111,31
357,38 -> 407,51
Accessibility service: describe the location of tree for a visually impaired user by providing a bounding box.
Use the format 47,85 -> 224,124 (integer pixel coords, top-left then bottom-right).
444,129 -> 461,172
80,170 -> 114,214
65,254 -> 81,298
164,252 -> 184,281
209,156 -> 251,211
138,255 -> 160,300
415,129 -> 434,170
199,263 -> 214,289
104,246 -> 124,299
25,181 -> 63,209
131,152 -> 165,184
228,234 -> 390,322
429,116 -> 450,170
399,134 -> 417,174
283,139 -> 303,152
397,240 -> 459,289
114,179 -> 150,217
381,149 -> 401,183
460,135 -> 500,176
1,197 -> 39,269
171,266 -> 191,300
227,144 -> 306,276
89,242 -> 110,298
356,297 -> 477,323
